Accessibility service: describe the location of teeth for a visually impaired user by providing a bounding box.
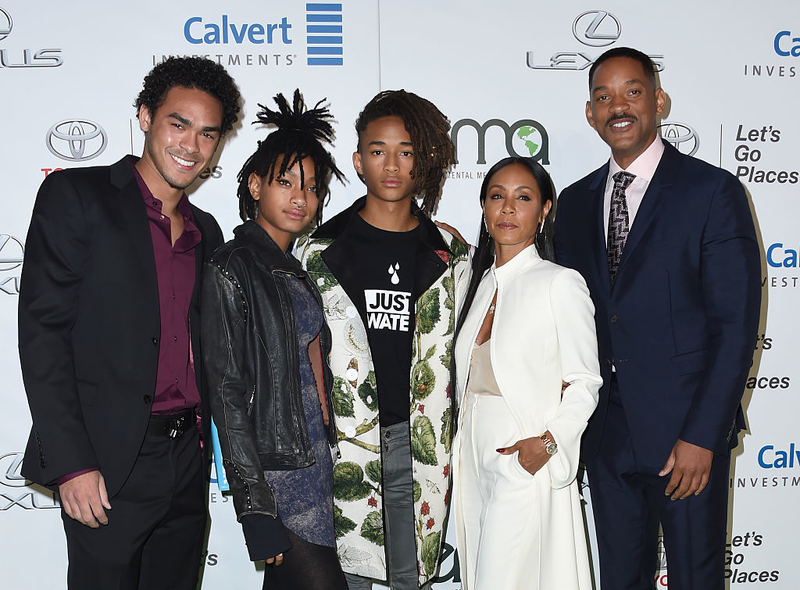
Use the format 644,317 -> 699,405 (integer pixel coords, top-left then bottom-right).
612,121 -> 632,128
171,154 -> 196,167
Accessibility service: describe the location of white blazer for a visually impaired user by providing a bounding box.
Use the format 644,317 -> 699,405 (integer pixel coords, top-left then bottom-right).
454,244 -> 602,488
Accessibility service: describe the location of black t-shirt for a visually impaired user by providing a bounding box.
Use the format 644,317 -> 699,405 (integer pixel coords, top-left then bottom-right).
349,214 -> 420,426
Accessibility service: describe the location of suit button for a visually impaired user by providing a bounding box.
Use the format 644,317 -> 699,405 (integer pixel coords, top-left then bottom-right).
143,395 -> 152,404
152,337 -> 159,346
610,315 -> 618,323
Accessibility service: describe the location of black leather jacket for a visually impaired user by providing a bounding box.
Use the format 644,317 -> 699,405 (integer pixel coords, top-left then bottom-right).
200,221 -> 336,522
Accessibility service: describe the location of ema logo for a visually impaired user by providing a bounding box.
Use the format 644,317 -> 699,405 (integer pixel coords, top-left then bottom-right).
307,3 -> 343,66
46,119 -> 108,162
658,122 -> 699,156
451,118 -> 550,165
774,31 -> 800,57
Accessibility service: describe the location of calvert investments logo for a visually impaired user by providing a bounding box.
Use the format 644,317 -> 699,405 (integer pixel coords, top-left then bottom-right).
741,31 -> 797,78
0,452 -> 60,510
658,122 -> 699,156
46,119 -> 108,162
306,3 -> 343,66
0,234 -> 23,295
527,10 -> 664,72
0,6 -> 62,68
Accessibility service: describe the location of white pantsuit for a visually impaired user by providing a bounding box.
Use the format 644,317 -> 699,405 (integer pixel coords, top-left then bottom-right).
452,245 -> 602,590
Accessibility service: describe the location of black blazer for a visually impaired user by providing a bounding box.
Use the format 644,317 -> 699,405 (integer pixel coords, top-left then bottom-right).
19,156 -> 223,496
555,142 -> 762,470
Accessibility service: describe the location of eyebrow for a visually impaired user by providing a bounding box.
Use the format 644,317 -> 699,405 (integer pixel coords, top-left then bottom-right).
367,140 -> 414,146
167,112 -> 221,133
592,79 -> 645,93
488,183 -> 535,192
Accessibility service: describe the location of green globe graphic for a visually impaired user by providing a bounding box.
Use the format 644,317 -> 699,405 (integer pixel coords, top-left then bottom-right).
514,125 -> 541,157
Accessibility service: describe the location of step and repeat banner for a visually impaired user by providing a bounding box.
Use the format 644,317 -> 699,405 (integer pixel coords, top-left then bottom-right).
1,1 -> 797,588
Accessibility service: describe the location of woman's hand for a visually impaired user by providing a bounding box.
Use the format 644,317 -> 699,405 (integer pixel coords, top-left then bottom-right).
265,553 -> 284,566
497,431 -> 555,476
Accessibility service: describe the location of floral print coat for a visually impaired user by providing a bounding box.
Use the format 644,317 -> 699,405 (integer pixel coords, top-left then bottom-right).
296,198 -> 469,585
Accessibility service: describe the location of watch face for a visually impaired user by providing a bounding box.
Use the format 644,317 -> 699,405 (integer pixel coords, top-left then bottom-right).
546,442 -> 557,455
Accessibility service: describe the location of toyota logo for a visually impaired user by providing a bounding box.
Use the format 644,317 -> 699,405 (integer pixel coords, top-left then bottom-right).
659,122 -> 699,156
46,119 -> 108,162
0,452 -> 27,488
572,11 -> 622,47
0,8 -> 12,41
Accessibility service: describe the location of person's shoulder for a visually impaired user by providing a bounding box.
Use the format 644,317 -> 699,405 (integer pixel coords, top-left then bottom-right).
559,163 -> 607,200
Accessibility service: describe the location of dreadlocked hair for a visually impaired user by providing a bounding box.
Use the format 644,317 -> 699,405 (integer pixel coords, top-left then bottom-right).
237,89 -> 345,224
355,89 -> 454,216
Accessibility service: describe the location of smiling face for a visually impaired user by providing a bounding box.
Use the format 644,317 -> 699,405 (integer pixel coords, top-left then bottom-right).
248,156 -> 319,252
353,115 -> 415,206
482,163 -> 552,264
586,56 -> 666,169
136,86 -> 223,199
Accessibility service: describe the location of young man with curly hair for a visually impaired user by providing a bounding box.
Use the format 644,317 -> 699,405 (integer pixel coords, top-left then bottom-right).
297,90 -> 469,590
19,56 -> 241,590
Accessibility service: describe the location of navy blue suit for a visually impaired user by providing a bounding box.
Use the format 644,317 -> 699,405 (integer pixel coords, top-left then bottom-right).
555,142 -> 761,589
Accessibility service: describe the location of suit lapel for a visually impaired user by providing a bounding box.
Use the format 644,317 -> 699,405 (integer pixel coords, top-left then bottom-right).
589,163 -> 612,292
110,157 -> 159,308
615,144 -> 680,280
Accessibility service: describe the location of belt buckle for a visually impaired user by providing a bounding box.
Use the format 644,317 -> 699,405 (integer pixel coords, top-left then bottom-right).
168,416 -> 186,439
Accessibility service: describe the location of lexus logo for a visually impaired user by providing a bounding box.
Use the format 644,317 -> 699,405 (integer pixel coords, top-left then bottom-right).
0,234 -> 23,295
659,122 -> 699,156
46,119 -> 108,162
0,452 -> 26,488
572,11 -> 622,47
0,8 -> 12,41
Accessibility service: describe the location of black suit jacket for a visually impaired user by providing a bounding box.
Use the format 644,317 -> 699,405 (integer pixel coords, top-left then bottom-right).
555,142 -> 761,470
19,156 -> 223,496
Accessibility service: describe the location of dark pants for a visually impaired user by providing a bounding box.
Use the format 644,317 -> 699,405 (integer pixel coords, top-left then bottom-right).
586,381 -> 731,590
62,421 -> 207,590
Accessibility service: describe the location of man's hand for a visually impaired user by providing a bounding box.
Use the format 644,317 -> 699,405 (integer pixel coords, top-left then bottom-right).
58,470 -> 111,528
659,439 -> 714,500
497,433 -> 553,476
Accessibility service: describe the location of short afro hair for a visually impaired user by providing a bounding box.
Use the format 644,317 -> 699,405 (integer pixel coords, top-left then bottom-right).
134,56 -> 241,136
588,47 -> 657,93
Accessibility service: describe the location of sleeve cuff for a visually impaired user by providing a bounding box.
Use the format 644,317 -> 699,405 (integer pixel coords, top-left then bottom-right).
240,513 -> 292,562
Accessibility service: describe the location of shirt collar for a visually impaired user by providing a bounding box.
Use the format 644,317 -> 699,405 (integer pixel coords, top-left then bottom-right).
608,136 -> 665,183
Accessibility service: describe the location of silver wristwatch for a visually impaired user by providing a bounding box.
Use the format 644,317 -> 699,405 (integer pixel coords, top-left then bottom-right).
540,433 -> 558,455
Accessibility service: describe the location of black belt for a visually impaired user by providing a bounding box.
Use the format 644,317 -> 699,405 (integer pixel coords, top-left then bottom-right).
147,408 -> 196,439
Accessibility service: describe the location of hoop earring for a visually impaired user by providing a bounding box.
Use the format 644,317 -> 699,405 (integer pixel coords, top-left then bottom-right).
538,220 -> 545,235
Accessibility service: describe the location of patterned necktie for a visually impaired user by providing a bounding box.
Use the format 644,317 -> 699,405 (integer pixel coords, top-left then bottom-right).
607,171 -> 636,282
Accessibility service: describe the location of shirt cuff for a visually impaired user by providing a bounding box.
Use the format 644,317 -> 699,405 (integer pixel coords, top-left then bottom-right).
56,468 -> 98,486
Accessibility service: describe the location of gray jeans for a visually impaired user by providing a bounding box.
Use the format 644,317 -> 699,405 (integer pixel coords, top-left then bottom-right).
345,421 -> 431,590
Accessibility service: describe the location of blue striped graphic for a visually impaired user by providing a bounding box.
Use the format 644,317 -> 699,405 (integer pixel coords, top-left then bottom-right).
306,3 -> 343,66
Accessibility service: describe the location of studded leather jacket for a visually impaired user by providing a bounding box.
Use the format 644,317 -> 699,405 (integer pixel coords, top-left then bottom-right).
200,221 -> 336,522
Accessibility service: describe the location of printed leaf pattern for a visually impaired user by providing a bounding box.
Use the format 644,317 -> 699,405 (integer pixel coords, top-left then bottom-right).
410,415 -> 437,465
440,407 -> 452,454
360,510 -> 385,546
306,250 -> 337,293
357,371 -> 379,412
334,504 -> 357,539
421,532 -> 442,575
413,479 -> 422,503
333,462 -> 372,501
365,459 -> 382,484
416,288 -> 440,334
411,359 -> 435,401
332,376 -> 355,418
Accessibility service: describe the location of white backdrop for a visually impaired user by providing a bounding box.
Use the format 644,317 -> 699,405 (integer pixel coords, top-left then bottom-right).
1,1 -> 797,588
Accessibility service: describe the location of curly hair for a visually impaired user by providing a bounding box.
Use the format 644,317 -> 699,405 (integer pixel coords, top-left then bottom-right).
237,89 -> 346,225
134,57 -> 241,136
355,90 -> 454,216
589,47 -> 657,92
